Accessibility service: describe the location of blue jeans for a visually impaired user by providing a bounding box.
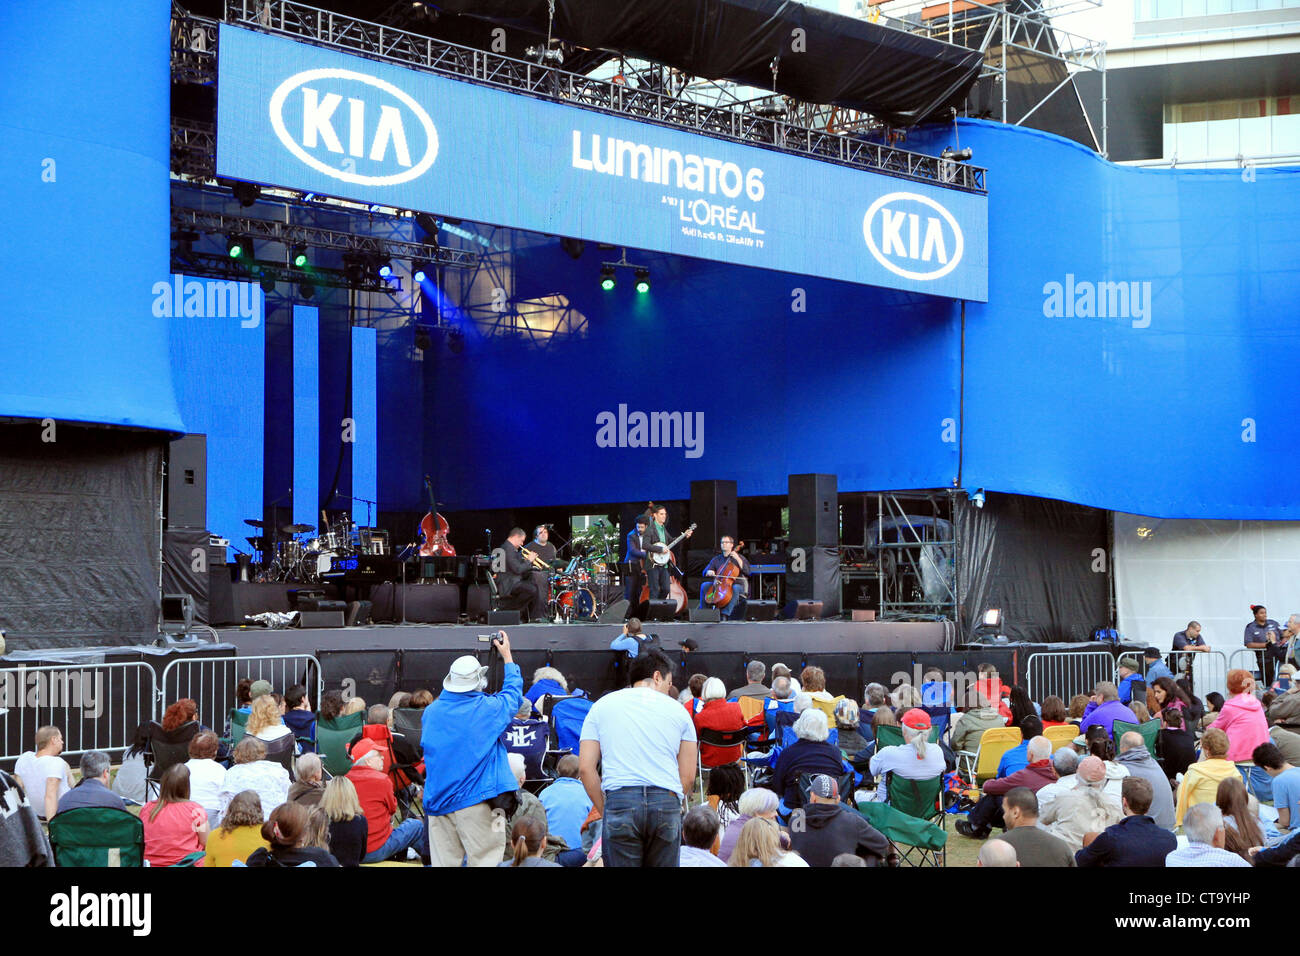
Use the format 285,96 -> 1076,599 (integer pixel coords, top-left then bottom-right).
602,786 -> 682,867
361,817 -> 429,864
698,583 -> 745,619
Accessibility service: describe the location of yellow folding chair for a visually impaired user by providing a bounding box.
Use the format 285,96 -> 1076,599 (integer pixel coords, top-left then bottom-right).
811,695 -> 845,729
736,695 -> 765,724
956,727 -> 1022,786
1044,724 -> 1080,754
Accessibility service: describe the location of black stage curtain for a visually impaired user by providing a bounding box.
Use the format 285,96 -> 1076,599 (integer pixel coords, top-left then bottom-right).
957,493 -> 1110,645
0,423 -> 164,650
432,0 -> 984,125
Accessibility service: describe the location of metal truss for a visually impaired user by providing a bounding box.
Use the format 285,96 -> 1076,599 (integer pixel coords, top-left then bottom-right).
172,118 -> 216,180
173,5 -> 217,85
877,0 -> 1108,154
174,249 -> 393,293
438,226 -> 590,350
217,0 -> 987,193
172,206 -> 474,265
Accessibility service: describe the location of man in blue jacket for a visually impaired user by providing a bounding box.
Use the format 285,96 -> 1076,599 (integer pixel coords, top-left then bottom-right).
423,632 -> 523,866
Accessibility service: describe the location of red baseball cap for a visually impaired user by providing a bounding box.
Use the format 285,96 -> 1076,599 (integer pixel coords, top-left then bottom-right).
900,708 -> 932,730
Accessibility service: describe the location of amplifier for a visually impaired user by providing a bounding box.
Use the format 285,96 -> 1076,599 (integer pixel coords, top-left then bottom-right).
298,610 -> 344,628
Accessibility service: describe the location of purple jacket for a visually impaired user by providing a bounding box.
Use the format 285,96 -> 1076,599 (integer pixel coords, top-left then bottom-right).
1079,699 -> 1137,737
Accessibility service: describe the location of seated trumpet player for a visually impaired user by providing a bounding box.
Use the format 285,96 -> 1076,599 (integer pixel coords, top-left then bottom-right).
497,528 -> 547,622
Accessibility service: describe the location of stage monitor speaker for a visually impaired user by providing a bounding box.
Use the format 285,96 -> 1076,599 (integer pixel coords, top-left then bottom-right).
851,609 -> 877,622
689,607 -> 721,623
287,588 -> 325,610
745,600 -> 778,621
297,598 -> 347,613
488,609 -> 522,626
788,473 -> 837,546
465,584 -> 491,623
647,599 -> 677,622
690,480 -> 737,547
401,583 -> 461,624
599,599 -> 630,623
795,600 -> 824,620
166,434 -> 207,530
345,600 -> 373,626
298,610 -> 344,628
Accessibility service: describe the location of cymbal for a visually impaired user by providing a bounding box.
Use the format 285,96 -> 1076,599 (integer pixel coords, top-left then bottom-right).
244,518 -> 264,527
282,523 -> 314,534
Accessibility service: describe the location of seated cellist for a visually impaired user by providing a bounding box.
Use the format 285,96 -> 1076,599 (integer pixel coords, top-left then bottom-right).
700,536 -> 750,621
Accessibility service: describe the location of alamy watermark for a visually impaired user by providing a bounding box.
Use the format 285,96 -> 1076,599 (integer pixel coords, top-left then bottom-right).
1042,274 -> 1152,329
151,275 -> 260,328
0,669 -> 103,719
595,404 -> 704,459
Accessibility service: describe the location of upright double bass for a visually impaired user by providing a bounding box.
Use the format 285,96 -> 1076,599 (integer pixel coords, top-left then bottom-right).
419,475 -> 455,556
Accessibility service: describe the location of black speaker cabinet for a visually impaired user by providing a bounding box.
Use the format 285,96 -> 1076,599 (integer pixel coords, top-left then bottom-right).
786,546 -> 842,617
465,584 -> 491,623
399,583 -> 461,624
646,599 -> 678,622
166,434 -> 207,530
689,607 -> 721,623
745,600 -> 778,621
298,610 -> 344,628
788,473 -> 837,547
690,479 -> 737,548
488,609 -> 522,626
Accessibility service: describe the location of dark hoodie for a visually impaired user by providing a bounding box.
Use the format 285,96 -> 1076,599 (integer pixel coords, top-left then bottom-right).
788,802 -> 890,867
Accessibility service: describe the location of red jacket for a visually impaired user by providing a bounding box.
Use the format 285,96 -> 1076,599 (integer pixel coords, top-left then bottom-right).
694,699 -> 751,767
984,759 -> 1058,796
346,765 -> 397,853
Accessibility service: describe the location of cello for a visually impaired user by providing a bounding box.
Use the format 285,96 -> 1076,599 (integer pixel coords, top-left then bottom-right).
418,475 -> 455,557
704,540 -> 745,608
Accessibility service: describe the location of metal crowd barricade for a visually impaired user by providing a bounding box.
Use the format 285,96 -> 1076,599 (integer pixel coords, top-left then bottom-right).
159,655 -> 323,734
1025,650 -> 1117,705
1165,650 -> 1230,705
0,663 -> 158,764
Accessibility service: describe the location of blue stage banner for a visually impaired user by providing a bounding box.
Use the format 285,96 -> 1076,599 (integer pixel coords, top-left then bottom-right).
216,25 -> 987,301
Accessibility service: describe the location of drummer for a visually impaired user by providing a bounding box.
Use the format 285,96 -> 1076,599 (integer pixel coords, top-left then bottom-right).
529,525 -> 560,567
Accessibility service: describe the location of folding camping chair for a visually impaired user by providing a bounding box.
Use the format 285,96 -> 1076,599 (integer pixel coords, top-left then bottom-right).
858,800 -> 947,868
1044,724 -> 1080,754
144,720 -> 201,799
1112,718 -> 1160,758
316,712 -> 365,777
47,807 -> 145,867
503,717 -> 553,793
956,727 -> 1022,786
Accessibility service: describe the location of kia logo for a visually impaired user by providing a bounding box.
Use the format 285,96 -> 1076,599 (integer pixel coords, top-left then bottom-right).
862,192 -> 964,281
268,68 -> 438,187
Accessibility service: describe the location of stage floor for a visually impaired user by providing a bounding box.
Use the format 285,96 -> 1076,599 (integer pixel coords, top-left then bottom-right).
216,618 -> 952,658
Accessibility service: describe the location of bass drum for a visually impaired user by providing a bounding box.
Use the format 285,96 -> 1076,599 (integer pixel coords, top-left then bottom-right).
554,587 -> 596,621
298,550 -> 336,581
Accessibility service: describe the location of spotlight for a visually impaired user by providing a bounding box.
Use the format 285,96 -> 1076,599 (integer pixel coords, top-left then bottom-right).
414,269 -> 426,283
226,235 -> 248,259
414,212 -> 441,239
257,269 -> 275,294
560,237 -> 586,260
971,489 -> 985,509
414,326 -> 432,351
940,147 -> 973,162
600,265 -> 616,291
413,261 -> 432,284
447,328 -> 465,354
377,261 -> 393,280
299,279 -> 315,300
231,182 -> 261,207
634,268 -> 650,294
342,253 -> 367,285
289,245 -> 309,269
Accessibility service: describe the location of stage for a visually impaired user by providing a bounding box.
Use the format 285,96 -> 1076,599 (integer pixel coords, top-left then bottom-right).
216,618 -> 953,657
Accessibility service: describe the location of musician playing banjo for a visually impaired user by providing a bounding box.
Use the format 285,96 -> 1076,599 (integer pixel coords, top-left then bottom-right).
643,504 -> 693,602
701,536 -> 750,620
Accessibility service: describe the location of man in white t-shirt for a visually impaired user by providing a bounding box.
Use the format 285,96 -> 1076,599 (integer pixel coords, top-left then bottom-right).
579,647 -> 698,867
15,725 -> 73,821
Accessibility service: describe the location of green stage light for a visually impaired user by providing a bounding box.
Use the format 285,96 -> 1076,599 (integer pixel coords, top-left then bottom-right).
600,265 -> 616,291
634,268 -> 650,294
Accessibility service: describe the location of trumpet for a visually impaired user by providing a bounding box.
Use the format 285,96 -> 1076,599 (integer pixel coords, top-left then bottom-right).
520,547 -> 550,572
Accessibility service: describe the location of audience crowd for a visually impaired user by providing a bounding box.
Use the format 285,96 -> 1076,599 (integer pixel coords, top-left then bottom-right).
5,625 -> 1299,870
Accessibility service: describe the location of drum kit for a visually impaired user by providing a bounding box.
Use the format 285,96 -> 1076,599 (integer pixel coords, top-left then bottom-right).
547,554 -> 616,622
244,516 -> 390,583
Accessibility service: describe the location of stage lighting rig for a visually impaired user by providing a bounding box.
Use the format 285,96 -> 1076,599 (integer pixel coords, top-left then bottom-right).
940,147 -> 973,162
600,250 -> 652,293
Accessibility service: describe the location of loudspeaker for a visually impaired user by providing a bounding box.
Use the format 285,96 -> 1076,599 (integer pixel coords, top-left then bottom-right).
689,607 -> 721,623
298,610 -> 344,628
465,584 -> 491,623
599,599 -> 630,623
745,600 -> 778,621
690,480 -> 737,547
166,434 -> 207,530
297,598 -> 347,613
646,599 -> 677,622
345,600 -> 373,626
488,609 -> 522,626
287,588 -> 325,610
400,583 -> 461,624
795,600 -> 824,620
789,473 -> 837,546
786,546 -> 841,617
